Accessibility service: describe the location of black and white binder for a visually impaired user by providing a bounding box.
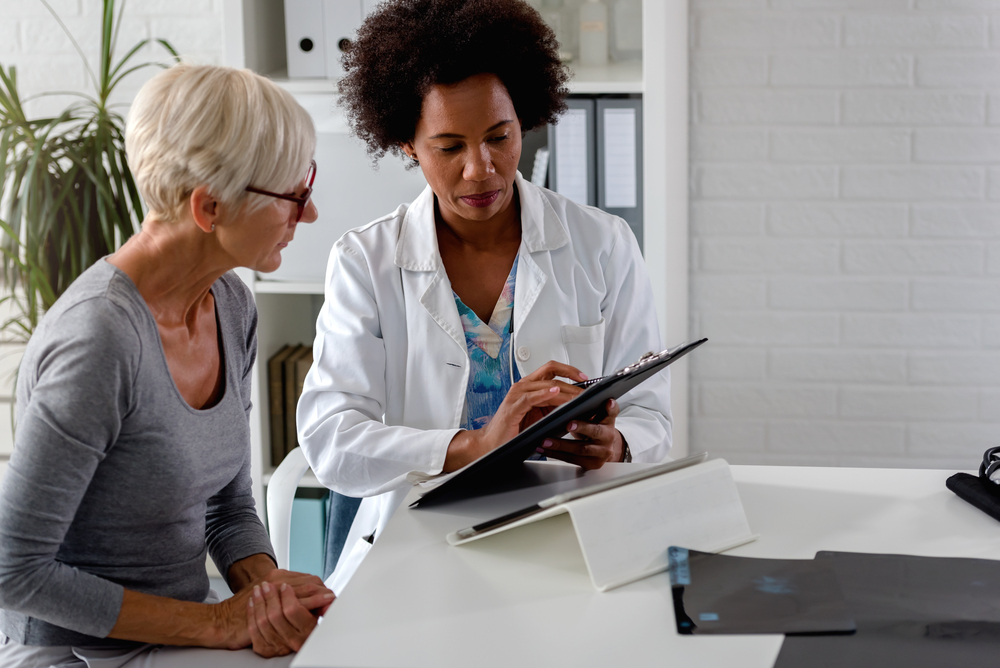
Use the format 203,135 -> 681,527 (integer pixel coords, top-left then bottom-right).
285,0 -> 328,78
597,98 -> 643,249
547,98 -> 596,207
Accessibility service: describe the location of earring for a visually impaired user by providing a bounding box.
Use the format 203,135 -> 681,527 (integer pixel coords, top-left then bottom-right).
211,224 -> 216,232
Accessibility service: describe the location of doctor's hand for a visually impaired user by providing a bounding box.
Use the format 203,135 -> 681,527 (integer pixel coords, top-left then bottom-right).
443,361 -> 587,472
538,398 -> 625,470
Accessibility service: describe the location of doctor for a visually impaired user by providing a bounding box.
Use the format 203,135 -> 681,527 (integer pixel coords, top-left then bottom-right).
297,0 -> 672,587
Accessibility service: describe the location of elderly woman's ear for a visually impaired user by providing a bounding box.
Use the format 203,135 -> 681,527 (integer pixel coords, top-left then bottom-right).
189,186 -> 221,234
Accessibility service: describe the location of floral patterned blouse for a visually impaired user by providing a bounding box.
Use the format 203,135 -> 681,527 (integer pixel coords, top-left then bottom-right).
455,255 -> 522,432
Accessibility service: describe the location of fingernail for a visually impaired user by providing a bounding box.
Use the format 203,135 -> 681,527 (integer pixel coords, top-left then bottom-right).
324,592 -> 335,599
543,439 -> 553,448
254,585 -> 262,598
569,423 -> 577,431
281,583 -> 288,592
262,582 -> 271,594
536,447 -> 545,454
248,598 -> 254,608
580,373 -> 589,380
549,386 -> 559,393
610,398 -> 617,407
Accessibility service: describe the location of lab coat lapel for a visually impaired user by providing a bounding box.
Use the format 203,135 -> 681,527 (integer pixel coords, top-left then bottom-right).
395,185 -> 466,353
513,174 -> 569,335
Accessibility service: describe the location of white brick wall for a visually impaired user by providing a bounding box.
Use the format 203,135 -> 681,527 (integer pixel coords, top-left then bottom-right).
6,1 -> 999,474
691,0 -> 1000,469
0,0 -> 223,459
1,0 -> 223,117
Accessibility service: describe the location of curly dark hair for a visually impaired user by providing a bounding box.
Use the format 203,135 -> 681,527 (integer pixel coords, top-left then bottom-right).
339,0 -> 569,163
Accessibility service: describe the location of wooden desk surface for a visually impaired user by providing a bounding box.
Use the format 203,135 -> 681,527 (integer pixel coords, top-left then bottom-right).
292,463 -> 1000,668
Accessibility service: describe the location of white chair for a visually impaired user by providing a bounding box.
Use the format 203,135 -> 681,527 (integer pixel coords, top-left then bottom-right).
265,447 -> 312,570
266,447 -> 377,595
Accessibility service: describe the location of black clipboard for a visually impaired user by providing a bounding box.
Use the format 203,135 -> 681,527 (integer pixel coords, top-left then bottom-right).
410,338 -> 708,508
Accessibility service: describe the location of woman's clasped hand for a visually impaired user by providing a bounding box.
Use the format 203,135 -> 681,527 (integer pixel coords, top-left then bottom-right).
211,569 -> 333,656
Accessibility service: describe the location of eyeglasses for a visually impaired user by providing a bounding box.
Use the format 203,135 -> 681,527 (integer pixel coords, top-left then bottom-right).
245,160 -> 316,222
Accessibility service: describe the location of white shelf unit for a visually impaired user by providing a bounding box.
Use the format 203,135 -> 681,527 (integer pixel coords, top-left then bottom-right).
222,0 -> 689,513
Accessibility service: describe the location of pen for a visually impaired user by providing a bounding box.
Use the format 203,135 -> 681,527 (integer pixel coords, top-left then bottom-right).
573,375 -> 606,388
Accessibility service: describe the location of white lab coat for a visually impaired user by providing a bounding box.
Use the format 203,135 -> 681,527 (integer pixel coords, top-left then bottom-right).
298,173 -> 672,590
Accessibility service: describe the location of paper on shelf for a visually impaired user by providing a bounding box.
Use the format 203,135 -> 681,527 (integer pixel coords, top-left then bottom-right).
554,108 -> 590,205
602,107 -> 637,209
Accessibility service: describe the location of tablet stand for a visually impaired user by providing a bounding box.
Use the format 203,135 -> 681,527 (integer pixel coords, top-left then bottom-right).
449,459 -> 757,591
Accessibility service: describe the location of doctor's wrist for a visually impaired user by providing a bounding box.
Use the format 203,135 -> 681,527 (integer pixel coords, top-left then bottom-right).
444,430 -> 486,472
618,432 -> 632,463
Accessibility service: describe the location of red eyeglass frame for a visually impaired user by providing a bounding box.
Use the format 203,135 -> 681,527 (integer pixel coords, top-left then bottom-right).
244,160 -> 317,222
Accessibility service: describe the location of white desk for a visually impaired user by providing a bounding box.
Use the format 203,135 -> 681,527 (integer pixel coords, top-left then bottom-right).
292,463 -> 1000,668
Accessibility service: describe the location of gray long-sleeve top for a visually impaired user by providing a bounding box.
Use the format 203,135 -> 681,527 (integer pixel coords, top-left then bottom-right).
0,260 -> 276,647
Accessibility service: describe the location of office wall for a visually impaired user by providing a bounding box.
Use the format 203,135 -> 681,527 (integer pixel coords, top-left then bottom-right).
1,0 -> 224,117
0,0 -> 225,459
689,0 -> 1000,469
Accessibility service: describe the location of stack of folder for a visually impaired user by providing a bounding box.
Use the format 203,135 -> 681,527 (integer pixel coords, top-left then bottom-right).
267,344 -> 313,467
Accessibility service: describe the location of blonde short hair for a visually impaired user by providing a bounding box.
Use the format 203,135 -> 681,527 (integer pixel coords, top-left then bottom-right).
126,63 -> 315,222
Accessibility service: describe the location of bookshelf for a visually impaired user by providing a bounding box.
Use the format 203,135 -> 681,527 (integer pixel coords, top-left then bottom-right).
222,0 -> 689,515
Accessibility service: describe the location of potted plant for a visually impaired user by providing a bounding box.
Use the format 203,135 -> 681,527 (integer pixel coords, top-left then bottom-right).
0,0 -> 177,342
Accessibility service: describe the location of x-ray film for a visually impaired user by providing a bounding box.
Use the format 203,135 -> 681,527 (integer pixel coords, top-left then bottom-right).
668,547 -> 856,636
775,551 -> 1000,668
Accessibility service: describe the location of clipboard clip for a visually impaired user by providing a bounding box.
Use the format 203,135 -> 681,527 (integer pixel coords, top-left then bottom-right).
574,350 -> 665,389
620,350 -> 661,375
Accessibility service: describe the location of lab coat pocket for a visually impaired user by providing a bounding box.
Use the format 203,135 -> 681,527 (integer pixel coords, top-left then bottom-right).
561,319 -> 606,380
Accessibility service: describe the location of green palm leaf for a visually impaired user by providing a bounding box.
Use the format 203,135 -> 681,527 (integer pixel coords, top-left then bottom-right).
0,0 -> 178,338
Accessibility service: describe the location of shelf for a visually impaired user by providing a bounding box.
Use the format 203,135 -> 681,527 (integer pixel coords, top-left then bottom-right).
254,280 -> 325,295
262,467 -> 325,489
262,62 -> 643,97
263,69 -> 339,95
566,60 -> 643,94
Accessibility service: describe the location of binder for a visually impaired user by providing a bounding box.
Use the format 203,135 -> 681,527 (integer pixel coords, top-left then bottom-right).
547,98 -> 595,206
322,0 -> 363,79
285,0 -> 328,78
597,98 -> 643,249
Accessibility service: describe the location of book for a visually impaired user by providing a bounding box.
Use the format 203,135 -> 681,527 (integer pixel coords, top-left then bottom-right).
283,345 -> 311,459
294,348 -> 314,411
267,345 -> 296,468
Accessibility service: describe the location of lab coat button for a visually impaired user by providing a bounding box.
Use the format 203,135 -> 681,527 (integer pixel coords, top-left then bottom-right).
516,346 -> 531,361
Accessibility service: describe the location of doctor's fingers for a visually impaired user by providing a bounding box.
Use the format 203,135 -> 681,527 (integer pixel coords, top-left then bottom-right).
510,378 -> 583,402
523,360 -> 588,383
537,440 -> 613,470
601,398 -> 621,423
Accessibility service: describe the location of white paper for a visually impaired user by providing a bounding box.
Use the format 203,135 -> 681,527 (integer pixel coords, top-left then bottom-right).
602,108 -> 637,209
554,109 -> 589,205
531,147 -> 550,187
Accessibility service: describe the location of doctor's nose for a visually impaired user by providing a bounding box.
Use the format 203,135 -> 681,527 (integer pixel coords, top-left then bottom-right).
463,144 -> 495,182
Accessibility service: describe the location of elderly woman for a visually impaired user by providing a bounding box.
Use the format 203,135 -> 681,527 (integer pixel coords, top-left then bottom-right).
298,0 -> 672,584
0,64 -> 331,666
